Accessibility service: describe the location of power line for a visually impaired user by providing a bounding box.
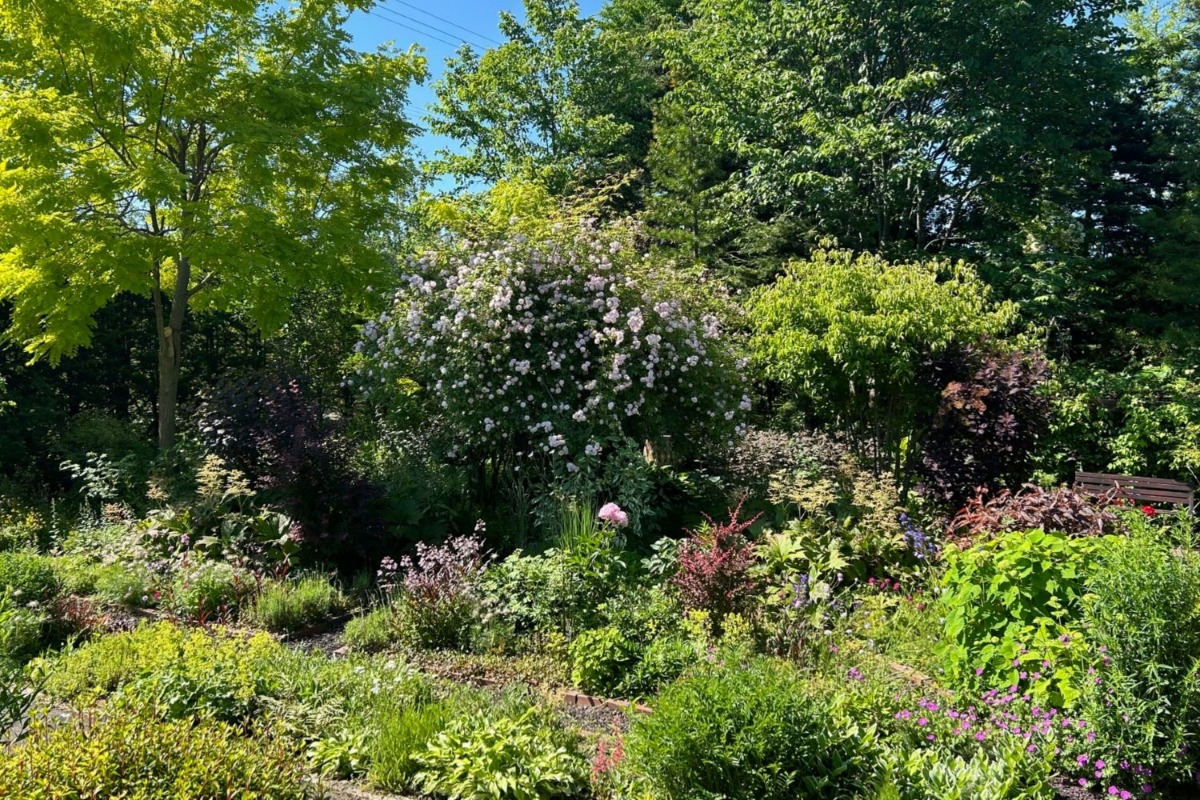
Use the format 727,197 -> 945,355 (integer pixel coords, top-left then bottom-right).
383,0 -> 504,46
363,8 -> 463,49
371,4 -> 489,51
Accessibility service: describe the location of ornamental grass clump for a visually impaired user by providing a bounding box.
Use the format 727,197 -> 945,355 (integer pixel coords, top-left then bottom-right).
248,574 -> 347,632
353,221 -> 748,486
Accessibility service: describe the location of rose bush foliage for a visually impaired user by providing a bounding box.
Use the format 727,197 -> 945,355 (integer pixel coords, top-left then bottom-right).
355,222 -> 748,487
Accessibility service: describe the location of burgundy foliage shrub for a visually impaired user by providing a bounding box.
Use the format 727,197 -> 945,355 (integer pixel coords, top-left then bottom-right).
197,375 -> 385,566
396,531 -> 493,649
946,484 -> 1121,545
671,502 -> 760,622
919,345 -> 1052,508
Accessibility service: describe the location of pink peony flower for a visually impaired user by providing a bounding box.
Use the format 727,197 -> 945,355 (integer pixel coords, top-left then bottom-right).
598,502 -> 629,528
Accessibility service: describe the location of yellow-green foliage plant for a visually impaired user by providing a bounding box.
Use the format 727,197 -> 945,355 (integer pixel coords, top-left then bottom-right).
0,703 -> 307,799
747,249 -> 1016,472
39,621 -> 281,703
0,0 -> 426,448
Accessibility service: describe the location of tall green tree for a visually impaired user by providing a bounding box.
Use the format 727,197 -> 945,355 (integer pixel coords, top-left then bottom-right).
655,0 -> 1136,264
428,0 -> 662,195
0,0 -> 425,448
1116,0 -> 1200,352
747,249 -> 1018,473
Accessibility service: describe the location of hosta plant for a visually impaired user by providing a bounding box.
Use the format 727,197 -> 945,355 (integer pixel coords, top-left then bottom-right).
415,707 -> 588,800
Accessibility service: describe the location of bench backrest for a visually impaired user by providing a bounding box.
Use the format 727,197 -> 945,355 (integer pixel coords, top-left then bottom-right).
1074,471 -> 1195,511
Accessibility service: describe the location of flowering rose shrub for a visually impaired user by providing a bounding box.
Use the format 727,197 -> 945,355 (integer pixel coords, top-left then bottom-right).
354,221 -> 748,491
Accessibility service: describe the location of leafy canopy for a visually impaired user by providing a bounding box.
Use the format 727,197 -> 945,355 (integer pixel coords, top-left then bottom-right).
0,0 -> 426,360
428,0 -> 659,194
655,0 -> 1135,257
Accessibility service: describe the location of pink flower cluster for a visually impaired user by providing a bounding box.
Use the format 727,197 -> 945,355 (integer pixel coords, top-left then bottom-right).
598,502 -> 629,528
889,681 -> 1155,796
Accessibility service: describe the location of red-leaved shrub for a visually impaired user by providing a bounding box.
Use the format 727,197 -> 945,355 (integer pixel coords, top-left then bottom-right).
671,502 -> 759,624
947,484 -> 1121,545
919,345 -> 1051,509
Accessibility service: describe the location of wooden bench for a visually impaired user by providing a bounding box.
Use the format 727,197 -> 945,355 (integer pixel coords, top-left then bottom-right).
1074,471 -> 1196,514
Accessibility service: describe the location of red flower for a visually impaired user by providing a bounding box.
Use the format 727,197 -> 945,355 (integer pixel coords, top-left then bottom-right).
1141,505 -> 1157,517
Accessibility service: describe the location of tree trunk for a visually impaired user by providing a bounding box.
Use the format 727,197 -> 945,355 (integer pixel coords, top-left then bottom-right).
155,253 -> 191,450
156,322 -> 182,449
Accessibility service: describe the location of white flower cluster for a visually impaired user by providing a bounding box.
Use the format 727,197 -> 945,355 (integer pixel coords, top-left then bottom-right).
355,224 -> 749,467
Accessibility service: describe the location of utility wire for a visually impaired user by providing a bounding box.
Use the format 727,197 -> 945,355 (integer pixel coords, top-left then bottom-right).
383,0 -> 504,46
371,4 -> 489,50
363,8 -> 463,49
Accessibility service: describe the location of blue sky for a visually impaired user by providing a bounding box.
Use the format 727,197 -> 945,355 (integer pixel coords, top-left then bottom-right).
345,0 -> 604,169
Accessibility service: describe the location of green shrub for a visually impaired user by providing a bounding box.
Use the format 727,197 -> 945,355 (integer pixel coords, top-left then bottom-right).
40,622 -> 282,702
0,504 -> 43,552
0,703 -> 306,798
569,625 -> 636,696
51,554 -> 101,595
369,699 -> 453,793
59,523 -> 138,561
624,635 -> 696,697
599,584 -> 683,646
0,551 -> 61,603
584,584 -> 692,696
1076,532 -> 1200,786
831,589 -> 942,678
937,529 -> 1111,707
747,249 -> 1016,470
344,606 -> 400,652
248,575 -> 346,632
625,657 -> 871,800
1047,360 -> 1200,483
169,559 -> 255,619
484,522 -> 636,642
415,707 -> 588,800
92,561 -> 157,607
0,588 -> 46,665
